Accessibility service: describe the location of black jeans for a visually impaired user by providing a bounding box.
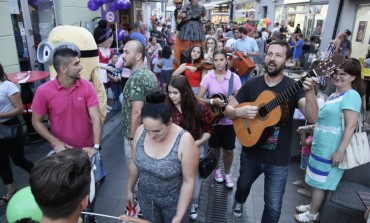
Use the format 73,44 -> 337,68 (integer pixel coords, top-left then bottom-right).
0,117 -> 34,184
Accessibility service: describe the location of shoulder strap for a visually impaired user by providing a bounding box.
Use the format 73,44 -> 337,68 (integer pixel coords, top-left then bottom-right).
228,72 -> 234,97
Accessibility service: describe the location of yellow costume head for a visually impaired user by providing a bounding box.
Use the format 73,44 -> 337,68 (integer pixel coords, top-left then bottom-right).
37,25 -> 107,121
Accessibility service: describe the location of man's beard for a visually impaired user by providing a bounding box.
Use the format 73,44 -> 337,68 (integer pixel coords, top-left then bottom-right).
264,61 -> 284,77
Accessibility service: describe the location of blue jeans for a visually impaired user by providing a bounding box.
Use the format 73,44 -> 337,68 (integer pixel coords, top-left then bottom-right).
240,70 -> 252,85
235,151 -> 288,223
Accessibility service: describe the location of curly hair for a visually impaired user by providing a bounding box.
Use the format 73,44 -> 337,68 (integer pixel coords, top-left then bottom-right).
161,45 -> 172,59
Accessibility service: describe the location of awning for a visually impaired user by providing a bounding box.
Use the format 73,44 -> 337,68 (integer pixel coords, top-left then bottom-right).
203,0 -> 230,10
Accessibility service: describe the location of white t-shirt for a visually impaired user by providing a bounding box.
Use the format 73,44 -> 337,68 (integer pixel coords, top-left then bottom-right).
262,31 -> 269,40
225,38 -> 238,52
152,58 -> 162,73
0,80 -> 19,123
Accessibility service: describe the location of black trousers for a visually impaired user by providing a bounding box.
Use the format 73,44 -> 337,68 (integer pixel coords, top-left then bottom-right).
0,117 -> 34,185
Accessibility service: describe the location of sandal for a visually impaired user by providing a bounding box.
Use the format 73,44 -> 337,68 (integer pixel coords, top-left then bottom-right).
296,204 -> 311,213
0,189 -> 17,207
293,180 -> 304,187
298,188 -> 312,197
295,211 -> 319,222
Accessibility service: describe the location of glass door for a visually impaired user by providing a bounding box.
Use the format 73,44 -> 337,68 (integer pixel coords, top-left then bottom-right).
11,0 -> 56,71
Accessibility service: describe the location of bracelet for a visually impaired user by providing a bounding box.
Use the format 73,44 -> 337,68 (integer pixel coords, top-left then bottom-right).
210,98 -> 214,105
129,137 -> 134,141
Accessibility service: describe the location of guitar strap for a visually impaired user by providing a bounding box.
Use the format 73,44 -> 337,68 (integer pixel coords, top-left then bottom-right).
228,72 -> 234,97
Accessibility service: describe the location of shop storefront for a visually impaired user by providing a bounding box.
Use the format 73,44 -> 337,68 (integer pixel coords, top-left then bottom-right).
274,1 -> 328,46
233,1 -> 257,24
9,0 -> 57,71
211,4 -> 230,24
351,3 -> 370,59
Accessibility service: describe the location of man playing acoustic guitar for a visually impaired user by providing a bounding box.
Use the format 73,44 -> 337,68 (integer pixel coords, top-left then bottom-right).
225,40 -> 318,222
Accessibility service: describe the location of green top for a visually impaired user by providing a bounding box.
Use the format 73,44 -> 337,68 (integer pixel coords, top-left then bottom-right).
121,67 -> 158,139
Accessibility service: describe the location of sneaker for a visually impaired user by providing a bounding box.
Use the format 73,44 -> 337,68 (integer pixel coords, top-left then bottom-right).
213,169 -> 224,183
233,202 -> 243,217
224,174 -> 234,188
190,203 -> 198,220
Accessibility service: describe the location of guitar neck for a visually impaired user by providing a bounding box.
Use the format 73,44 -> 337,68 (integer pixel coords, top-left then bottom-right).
265,70 -> 315,113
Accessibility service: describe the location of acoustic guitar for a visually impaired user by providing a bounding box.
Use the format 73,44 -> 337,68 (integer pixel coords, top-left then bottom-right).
233,54 -> 345,147
209,93 -> 228,124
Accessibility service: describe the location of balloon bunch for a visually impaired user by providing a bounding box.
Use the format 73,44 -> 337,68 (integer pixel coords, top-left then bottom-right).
87,0 -> 131,11
257,18 -> 272,31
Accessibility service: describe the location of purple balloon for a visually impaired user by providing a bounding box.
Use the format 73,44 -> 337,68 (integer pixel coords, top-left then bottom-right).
117,29 -> 125,41
87,1 -> 99,11
109,1 -> 117,11
102,0 -> 111,3
93,0 -> 104,7
116,0 -> 125,9
122,0 -> 131,10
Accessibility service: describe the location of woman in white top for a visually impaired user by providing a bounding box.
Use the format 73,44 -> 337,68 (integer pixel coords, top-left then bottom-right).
0,64 -> 34,206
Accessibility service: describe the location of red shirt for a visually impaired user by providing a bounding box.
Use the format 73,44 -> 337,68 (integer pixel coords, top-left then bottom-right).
184,63 -> 202,87
170,101 -> 213,140
32,79 -> 99,148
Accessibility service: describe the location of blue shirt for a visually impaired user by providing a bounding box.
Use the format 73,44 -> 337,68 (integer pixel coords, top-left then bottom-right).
235,36 -> 259,60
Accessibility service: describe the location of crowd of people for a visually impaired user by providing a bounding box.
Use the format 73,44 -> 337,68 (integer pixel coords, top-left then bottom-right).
1,0 -> 370,222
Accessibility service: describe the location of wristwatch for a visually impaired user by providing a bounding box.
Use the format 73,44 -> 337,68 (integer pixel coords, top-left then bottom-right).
93,143 -> 102,151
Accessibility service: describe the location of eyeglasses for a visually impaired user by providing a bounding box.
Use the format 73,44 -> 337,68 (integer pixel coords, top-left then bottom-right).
332,71 -> 349,78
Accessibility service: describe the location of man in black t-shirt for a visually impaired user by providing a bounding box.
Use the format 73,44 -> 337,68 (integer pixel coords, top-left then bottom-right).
150,23 -> 164,47
225,41 -> 318,222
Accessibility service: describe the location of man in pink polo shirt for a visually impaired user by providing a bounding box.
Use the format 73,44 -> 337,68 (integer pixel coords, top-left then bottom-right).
32,43 -> 102,157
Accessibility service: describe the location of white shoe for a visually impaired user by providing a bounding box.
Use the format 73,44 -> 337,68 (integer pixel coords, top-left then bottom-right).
213,169 -> 224,183
190,203 -> 198,220
224,174 -> 234,188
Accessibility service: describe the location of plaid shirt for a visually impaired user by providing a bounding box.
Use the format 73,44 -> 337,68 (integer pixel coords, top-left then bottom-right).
171,101 -> 213,140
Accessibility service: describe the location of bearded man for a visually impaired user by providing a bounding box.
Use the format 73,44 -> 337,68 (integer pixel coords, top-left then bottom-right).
225,41 -> 318,222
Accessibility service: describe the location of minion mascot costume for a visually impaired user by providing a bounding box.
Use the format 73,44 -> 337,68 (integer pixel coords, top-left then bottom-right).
37,26 -> 108,122
173,0 -> 206,69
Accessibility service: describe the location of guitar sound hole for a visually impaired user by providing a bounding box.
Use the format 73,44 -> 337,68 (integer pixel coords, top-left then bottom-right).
258,106 -> 268,118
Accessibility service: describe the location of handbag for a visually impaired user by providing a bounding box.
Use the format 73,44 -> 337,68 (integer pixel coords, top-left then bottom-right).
199,147 -> 216,178
0,124 -> 18,140
339,112 -> 370,169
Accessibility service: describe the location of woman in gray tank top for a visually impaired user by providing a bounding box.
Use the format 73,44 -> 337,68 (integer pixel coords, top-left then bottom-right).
126,91 -> 199,223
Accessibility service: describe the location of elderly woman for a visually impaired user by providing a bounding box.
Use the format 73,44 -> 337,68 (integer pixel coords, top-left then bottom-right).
295,58 -> 366,222
127,91 -> 198,223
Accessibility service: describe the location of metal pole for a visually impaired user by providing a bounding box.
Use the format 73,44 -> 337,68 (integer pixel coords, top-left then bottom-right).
229,0 -> 234,21
115,23 -> 118,52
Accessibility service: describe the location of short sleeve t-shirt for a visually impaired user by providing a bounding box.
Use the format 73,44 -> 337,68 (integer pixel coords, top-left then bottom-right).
32,79 -> 99,148
121,67 -> 158,139
0,81 -> 19,123
235,76 -> 305,165
200,70 -> 241,125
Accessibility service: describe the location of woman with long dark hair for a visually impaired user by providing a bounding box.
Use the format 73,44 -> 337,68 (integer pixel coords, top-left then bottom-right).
172,45 -> 206,94
0,64 -> 34,206
167,75 -> 213,219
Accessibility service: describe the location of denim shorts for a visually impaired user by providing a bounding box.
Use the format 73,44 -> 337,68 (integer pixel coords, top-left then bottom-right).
300,154 -> 309,170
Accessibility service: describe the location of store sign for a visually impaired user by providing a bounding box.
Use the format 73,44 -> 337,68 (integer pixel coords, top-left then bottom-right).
102,10 -> 118,23
284,0 -> 310,4
213,5 -> 230,13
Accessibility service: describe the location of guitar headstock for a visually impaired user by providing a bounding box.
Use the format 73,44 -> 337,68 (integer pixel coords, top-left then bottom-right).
311,54 -> 345,77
